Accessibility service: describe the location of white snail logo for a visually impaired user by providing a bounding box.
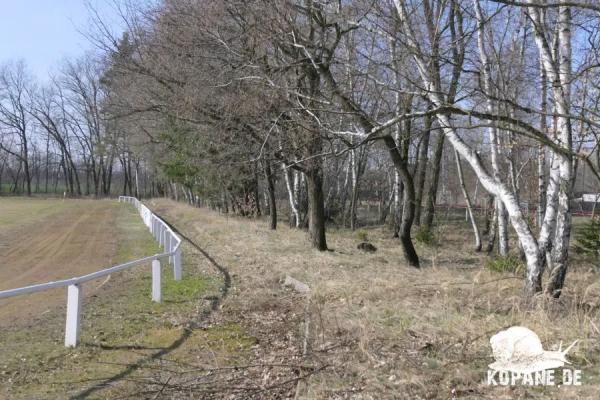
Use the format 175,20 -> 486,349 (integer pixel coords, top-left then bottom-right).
487,326 -> 582,386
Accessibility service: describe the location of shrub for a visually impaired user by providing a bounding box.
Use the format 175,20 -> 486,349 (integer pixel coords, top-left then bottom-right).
485,254 -> 523,274
415,227 -> 435,245
574,218 -> 600,259
356,229 -> 369,242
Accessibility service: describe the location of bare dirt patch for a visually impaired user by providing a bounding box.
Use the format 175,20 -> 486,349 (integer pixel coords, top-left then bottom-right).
0,199 -> 119,326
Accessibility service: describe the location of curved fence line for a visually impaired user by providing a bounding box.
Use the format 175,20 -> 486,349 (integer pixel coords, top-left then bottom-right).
0,196 -> 183,347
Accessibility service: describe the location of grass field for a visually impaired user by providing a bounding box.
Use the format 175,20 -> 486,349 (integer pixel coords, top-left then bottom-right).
0,197 -> 75,231
0,198 -> 221,399
1,198 -> 599,399
0,199 -> 126,324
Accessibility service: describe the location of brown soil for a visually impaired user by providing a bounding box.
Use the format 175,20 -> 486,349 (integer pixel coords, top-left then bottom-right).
0,201 -> 119,326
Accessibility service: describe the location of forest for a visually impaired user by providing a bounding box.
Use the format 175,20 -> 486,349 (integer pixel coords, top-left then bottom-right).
1,0 -> 600,301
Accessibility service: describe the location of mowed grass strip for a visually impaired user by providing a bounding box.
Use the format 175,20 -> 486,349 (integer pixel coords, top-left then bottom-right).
0,200 -> 220,399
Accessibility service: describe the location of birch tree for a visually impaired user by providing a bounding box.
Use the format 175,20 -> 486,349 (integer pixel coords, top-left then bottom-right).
391,0 -> 543,295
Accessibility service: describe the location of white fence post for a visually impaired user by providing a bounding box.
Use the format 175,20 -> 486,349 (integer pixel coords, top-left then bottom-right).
168,234 -> 173,265
0,196 -> 184,348
65,284 -> 82,347
166,233 -> 171,257
174,247 -> 182,281
171,238 -> 175,265
152,259 -> 161,302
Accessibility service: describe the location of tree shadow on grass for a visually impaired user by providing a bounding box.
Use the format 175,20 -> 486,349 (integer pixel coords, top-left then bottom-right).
70,215 -> 231,399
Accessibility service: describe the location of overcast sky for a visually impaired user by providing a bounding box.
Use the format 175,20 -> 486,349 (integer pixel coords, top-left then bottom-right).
0,0 -> 122,80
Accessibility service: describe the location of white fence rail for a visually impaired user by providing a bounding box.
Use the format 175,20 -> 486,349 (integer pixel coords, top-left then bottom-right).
582,193 -> 600,203
0,196 -> 182,347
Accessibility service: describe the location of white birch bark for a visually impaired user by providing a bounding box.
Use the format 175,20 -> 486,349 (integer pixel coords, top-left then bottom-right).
455,149 -> 482,251
350,145 -> 358,230
390,37 -> 403,236
341,154 -> 351,223
473,0 -> 509,256
282,162 -> 300,228
393,0 -> 541,294
537,53 -> 548,228
548,6 -> 573,296
527,2 -> 574,296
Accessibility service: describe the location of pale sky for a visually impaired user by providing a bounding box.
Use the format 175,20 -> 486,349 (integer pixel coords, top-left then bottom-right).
0,0 -> 123,80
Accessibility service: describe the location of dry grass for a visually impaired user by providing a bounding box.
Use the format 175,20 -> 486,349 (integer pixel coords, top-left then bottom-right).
2,198 -> 599,399
148,199 -> 600,399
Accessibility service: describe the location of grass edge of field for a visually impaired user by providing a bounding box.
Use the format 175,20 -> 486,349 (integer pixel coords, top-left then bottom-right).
0,200 -> 225,399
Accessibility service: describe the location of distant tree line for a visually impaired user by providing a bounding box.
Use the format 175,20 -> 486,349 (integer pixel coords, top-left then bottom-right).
0,58 -> 164,198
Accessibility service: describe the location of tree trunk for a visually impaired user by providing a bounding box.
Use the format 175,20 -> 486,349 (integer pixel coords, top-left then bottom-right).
533,5 -> 573,298
44,135 -> 50,193
254,163 -> 262,217
384,136 -> 420,268
264,160 -> 277,230
413,114 -> 431,226
497,201 -> 509,256
126,156 -> 134,196
421,133 -> 445,231
486,207 -> 498,253
547,182 -> 572,297
455,150 -> 482,251
135,161 -> 140,198
537,62 -> 548,227
339,154 -> 352,226
483,194 -> 494,236
283,162 -> 300,228
306,168 -> 327,251
23,157 -> 31,196
104,153 -> 114,195
349,148 -> 359,230
537,145 -> 547,227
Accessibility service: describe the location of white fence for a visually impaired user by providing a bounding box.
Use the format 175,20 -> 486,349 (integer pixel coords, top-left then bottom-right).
0,196 -> 182,347
582,193 -> 600,203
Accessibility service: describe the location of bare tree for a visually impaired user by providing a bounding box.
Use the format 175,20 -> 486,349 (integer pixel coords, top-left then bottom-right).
0,61 -> 34,196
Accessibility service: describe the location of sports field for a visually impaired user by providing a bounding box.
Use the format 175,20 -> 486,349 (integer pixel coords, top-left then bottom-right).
0,199 -> 122,325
